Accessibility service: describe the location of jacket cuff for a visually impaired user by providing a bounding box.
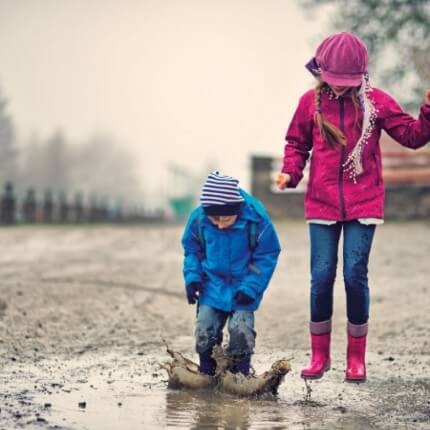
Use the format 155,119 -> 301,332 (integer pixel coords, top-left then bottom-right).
185,273 -> 202,286
421,103 -> 430,118
238,285 -> 258,300
280,169 -> 299,188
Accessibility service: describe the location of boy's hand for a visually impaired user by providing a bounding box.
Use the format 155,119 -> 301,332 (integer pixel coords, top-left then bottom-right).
425,89 -> 430,105
186,282 -> 202,304
234,290 -> 254,306
275,172 -> 291,190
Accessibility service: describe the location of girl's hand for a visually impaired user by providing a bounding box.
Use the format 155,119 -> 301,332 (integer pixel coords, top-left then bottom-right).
425,89 -> 430,105
275,172 -> 291,190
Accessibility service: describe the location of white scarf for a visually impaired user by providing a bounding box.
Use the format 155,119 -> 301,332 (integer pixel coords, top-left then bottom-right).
342,75 -> 378,183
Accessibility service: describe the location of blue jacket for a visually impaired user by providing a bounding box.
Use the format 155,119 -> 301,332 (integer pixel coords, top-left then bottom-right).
181,190 -> 281,312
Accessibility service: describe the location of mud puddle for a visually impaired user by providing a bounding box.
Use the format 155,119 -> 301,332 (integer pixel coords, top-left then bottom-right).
26,352 -> 385,430
37,377 -> 167,430
37,378 -> 375,430
4,346 -> 428,429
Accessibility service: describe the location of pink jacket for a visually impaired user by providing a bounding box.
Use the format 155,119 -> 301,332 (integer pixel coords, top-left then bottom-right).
282,87 -> 430,220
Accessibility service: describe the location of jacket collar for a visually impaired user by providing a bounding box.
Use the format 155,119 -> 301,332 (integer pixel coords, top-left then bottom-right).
199,201 -> 260,230
239,201 -> 260,222
322,83 -> 359,100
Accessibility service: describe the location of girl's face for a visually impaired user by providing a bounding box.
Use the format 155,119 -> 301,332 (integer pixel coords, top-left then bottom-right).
208,215 -> 238,229
330,85 -> 352,96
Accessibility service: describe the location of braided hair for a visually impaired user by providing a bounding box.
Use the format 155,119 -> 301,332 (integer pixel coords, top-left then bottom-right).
351,88 -> 361,131
314,83 -> 361,150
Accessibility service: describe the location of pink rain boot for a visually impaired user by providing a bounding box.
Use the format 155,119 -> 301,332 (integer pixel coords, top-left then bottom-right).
346,322 -> 368,382
301,320 -> 331,380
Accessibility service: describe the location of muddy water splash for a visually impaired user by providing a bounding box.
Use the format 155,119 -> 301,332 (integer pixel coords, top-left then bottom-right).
162,345 -> 291,396
304,378 -> 313,402
162,347 -> 215,390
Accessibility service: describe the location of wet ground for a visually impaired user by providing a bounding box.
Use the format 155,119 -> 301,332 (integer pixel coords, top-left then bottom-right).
0,222 -> 429,429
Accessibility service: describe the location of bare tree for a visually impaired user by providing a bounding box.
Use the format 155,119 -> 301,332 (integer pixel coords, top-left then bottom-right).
302,0 -> 430,110
20,130 -> 70,194
0,89 -> 18,186
70,133 -> 143,206
45,130 -> 70,192
20,130 -> 143,207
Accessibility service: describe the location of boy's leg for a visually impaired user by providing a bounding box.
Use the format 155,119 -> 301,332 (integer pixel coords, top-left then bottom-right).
227,311 -> 256,375
343,220 -> 376,382
302,222 -> 341,379
195,304 -> 228,375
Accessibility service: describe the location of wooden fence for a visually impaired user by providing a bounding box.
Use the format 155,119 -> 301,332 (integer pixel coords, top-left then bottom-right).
0,182 -> 165,225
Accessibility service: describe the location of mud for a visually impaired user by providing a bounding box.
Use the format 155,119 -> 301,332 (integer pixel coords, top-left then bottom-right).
163,345 -> 291,395
0,222 -> 429,429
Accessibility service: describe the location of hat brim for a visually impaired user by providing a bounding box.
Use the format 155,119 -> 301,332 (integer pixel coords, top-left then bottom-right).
203,202 -> 243,216
321,70 -> 363,87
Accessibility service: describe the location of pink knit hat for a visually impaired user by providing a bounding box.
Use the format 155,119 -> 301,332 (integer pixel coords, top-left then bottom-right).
315,32 -> 368,87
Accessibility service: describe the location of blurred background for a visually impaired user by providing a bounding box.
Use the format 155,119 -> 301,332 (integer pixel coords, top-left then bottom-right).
1,2 -> 430,429
0,0 -> 429,223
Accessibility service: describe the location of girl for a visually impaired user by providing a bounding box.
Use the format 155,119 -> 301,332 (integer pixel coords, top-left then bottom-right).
276,32 -> 430,382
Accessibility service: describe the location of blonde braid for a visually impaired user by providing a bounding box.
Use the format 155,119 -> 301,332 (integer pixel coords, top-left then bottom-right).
314,83 -> 346,149
351,88 -> 361,132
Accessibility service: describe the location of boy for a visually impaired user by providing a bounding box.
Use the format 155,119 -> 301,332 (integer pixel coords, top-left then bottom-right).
181,172 -> 281,376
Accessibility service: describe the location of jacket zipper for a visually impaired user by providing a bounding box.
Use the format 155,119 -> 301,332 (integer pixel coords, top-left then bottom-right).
339,97 -> 347,220
226,229 -> 233,309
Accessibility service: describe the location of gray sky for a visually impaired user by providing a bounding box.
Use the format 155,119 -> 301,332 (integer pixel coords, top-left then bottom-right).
0,0 -> 329,207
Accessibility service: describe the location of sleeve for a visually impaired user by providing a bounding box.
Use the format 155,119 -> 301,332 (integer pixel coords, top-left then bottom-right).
181,210 -> 204,287
282,92 -> 314,188
239,217 -> 281,300
379,92 -> 430,149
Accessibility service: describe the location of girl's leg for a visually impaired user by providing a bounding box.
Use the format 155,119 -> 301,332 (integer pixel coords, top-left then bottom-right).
195,304 -> 228,375
227,311 -> 256,375
302,223 -> 342,379
343,220 -> 376,382
310,223 -> 342,323
343,220 -> 375,325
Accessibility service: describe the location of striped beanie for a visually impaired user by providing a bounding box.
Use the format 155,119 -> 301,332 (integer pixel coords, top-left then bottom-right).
200,172 -> 245,216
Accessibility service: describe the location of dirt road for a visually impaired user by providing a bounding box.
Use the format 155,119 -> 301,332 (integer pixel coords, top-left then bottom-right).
0,222 -> 429,429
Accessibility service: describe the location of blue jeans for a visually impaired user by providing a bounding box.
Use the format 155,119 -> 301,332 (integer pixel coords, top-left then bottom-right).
195,304 -> 256,358
309,220 -> 376,325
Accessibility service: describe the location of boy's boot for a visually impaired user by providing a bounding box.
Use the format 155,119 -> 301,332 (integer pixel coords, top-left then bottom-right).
232,355 -> 251,375
301,320 -> 331,379
346,322 -> 368,382
199,351 -> 216,376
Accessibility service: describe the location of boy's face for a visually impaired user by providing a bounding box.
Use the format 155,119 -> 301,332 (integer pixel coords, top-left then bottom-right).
208,215 -> 238,229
